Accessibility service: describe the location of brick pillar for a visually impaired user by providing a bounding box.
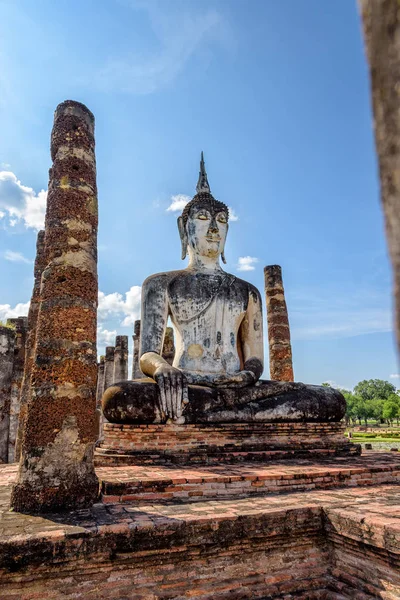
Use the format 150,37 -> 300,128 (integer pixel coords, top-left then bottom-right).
95,356 -> 105,440
113,335 -> 128,382
104,346 -> 115,390
264,265 -> 294,382
163,327 -> 175,366
15,230 -> 46,462
7,317 -> 28,463
0,326 -> 15,463
11,100 -> 99,512
132,320 -> 142,379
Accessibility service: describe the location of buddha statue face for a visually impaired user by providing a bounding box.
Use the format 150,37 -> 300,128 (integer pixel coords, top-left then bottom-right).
178,196 -> 229,263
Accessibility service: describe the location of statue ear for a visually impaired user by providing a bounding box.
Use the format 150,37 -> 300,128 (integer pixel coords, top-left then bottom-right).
177,216 -> 188,260
221,223 -> 229,264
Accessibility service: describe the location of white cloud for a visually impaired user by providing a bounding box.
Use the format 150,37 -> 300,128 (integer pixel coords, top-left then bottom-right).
228,207 -> 239,222
4,250 -> 32,264
237,256 -> 259,272
0,301 -> 30,322
91,2 -> 229,95
166,194 -> 191,212
0,171 -> 46,230
98,286 -> 142,327
321,380 -> 351,391
390,374 -> 400,379
97,325 -> 118,349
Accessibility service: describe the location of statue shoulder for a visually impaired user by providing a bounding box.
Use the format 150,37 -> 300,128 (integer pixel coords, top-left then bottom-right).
247,281 -> 262,304
231,275 -> 262,305
142,270 -> 185,292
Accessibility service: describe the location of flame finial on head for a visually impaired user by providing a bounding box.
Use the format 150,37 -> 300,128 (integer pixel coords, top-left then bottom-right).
196,151 -> 211,194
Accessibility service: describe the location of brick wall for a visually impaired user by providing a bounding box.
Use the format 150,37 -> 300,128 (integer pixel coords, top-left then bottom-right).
97,421 -> 358,465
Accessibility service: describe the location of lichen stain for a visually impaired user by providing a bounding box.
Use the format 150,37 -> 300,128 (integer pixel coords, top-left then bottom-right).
87,196 -> 98,216
19,416 -> 94,485
53,250 -> 96,273
63,219 -> 92,232
188,344 -> 204,359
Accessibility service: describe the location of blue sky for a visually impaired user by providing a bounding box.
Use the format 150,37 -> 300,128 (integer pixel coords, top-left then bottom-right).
0,0 -> 397,390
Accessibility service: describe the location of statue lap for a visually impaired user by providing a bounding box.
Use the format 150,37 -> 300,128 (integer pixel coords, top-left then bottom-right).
102,379 -> 346,424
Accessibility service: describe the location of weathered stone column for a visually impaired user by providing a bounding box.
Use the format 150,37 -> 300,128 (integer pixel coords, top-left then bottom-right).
264,265 -> 294,382
0,326 -> 15,463
98,347 -> 114,439
104,346 -> 115,390
15,230 -> 46,462
11,100 -> 99,512
96,356 -> 105,408
7,317 -> 28,463
132,320 -> 142,379
163,327 -> 175,366
131,321 -> 175,377
95,356 -> 105,439
359,0 -> 400,353
113,335 -> 128,382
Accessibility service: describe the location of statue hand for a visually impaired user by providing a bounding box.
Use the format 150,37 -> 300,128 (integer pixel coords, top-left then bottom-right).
213,369 -> 257,388
213,358 -> 262,387
154,365 -> 189,423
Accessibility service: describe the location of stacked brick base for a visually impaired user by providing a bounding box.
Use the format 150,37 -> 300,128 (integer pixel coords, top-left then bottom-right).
96,421 -> 359,465
0,453 -> 400,598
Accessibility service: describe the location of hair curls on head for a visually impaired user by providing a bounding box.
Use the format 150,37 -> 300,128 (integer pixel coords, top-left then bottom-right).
181,192 -> 229,227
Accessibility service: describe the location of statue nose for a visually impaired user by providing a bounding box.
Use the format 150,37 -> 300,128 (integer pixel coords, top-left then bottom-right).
208,218 -> 219,233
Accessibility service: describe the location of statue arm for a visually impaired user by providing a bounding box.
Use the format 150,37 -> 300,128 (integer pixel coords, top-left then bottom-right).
139,274 -> 188,422
139,275 -> 170,373
239,285 -> 264,381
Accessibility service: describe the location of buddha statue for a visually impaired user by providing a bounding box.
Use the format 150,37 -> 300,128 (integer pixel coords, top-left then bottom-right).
103,154 -> 345,425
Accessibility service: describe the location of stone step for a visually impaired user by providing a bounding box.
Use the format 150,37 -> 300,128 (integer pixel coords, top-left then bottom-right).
1,465 -> 400,599
95,446 -> 361,467
98,453 -> 400,505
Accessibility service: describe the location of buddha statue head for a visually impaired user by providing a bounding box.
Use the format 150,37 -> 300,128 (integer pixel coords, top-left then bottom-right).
178,153 -> 229,264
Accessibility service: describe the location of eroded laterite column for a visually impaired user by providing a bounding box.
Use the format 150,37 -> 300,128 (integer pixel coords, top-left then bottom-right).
132,320 -> 142,379
163,327 -> 175,366
15,230 -> 46,462
264,265 -> 294,382
7,317 -> 28,463
104,346 -> 115,390
96,356 -> 105,408
0,326 -> 15,463
95,356 -> 105,439
11,100 -> 99,512
113,335 -> 128,382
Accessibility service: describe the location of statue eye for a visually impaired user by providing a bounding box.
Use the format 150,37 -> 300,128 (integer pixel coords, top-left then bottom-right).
217,213 -> 227,223
197,212 -> 209,220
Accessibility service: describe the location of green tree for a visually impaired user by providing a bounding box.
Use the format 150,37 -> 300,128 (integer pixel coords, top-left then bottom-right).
349,395 -> 366,426
387,393 -> 400,424
353,380 -> 397,425
383,399 -> 399,426
370,398 -> 385,424
343,392 -> 356,425
354,379 -> 396,402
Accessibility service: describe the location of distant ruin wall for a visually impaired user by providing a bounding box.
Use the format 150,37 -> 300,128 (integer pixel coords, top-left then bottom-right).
7,317 -> 28,463
0,326 -> 15,463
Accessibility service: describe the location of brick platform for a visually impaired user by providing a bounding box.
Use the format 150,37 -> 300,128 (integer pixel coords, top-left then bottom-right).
99,453 -> 400,504
96,421 -> 359,465
0,453 -> 400,598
